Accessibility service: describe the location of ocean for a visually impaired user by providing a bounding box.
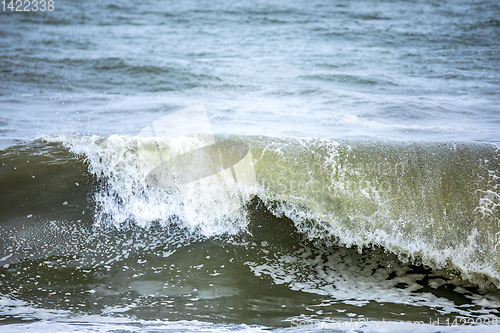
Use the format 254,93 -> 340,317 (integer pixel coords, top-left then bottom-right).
0,0 -> 499,332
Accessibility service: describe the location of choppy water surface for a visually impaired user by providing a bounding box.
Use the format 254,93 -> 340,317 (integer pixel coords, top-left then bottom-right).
0,0 -> 499,332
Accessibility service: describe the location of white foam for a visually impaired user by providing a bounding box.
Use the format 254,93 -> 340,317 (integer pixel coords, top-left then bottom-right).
245,243 -> 500,319
250,137 -> 500,289
0,296 -> 269,332
49,134 -> 254,236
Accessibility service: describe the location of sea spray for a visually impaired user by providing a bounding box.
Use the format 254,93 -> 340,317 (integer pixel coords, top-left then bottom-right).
43,134 -> 500,289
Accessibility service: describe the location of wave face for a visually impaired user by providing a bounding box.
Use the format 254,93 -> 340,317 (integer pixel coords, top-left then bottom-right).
7,135 -> 498,287
1,136 -> 500,330
251,137 -> 500,288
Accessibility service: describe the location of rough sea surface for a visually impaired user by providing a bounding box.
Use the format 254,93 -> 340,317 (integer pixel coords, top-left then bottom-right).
1,0 -> 499,332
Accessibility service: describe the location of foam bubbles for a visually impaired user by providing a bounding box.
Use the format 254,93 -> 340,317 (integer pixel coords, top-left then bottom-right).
56,134 -> 253,236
